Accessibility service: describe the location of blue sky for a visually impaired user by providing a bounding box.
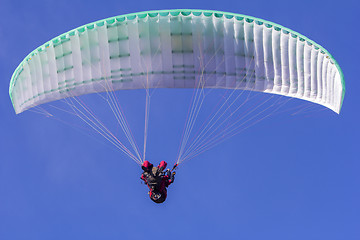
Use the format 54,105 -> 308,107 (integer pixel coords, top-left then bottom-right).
0,0 -> 359,240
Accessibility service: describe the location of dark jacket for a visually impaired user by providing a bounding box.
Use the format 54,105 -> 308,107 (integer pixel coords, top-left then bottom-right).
141,167 -> 163,190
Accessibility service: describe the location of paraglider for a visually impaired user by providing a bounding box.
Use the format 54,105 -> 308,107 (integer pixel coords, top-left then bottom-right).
9,9 -> 344,203
140,161 -> 176,203
9,9 -> 344,115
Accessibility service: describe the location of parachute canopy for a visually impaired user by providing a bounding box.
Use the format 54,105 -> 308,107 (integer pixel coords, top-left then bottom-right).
9,9 -> 344,114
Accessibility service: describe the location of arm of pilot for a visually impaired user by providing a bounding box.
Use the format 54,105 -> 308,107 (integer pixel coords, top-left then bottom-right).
164,170 -> 175,186
140,173 -> 148,184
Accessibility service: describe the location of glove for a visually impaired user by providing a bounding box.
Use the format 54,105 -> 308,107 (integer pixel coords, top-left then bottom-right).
165,169 -> 171,178
170,172 -> 176,183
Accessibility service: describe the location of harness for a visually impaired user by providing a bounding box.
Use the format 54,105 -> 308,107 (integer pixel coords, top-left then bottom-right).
142,167 -> 163,190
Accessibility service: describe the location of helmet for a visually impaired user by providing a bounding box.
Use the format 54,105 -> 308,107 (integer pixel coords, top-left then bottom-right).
149,189 -> 167,204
